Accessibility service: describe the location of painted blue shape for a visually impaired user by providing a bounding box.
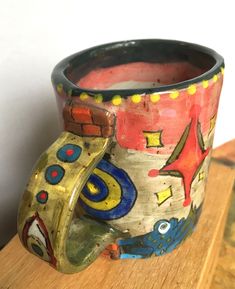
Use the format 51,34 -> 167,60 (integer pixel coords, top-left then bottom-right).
118,204 -> 202,258
57,143 -> 82,163
82,174 -> 108,202
45,164 -> 65,185
36,190 -> 48,204
120,253 -> 143,259
79,159 -> 137,220
126,246 -> 154,256
118,238 -> 137,246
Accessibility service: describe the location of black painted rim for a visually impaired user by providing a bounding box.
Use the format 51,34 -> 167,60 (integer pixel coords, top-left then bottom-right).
51,39 -> 224,101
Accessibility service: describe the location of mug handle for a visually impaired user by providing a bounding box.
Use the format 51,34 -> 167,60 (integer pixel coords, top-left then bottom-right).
17,100 -> 121,273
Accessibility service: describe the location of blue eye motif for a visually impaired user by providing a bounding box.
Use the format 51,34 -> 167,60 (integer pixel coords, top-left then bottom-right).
158,221 -> 171,234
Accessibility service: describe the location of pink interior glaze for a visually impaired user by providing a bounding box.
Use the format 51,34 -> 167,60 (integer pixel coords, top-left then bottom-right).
78,62 -> 206,89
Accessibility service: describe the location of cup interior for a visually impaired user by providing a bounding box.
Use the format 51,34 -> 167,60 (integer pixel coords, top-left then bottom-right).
77,61 -> 207,90
65,40 -> 218,91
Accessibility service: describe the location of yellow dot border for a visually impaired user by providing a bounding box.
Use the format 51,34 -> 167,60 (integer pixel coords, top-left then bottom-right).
170,90 -> 180,99
56,83 -> 63,94
131,94 -> 142,103
80,92 -> 89,101
112,95 -> 122,106
150,93 -> 161,103
94,94 -> 103,103
57,66 -> 224,104
202,80 -> 209,89
213,74 -> 218,83
187,84 -> 197,95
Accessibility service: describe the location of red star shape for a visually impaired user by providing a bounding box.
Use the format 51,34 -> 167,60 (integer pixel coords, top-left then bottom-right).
160,106 -> 211,207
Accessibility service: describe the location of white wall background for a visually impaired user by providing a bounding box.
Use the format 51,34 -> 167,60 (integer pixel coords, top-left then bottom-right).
0,0 -> 234,247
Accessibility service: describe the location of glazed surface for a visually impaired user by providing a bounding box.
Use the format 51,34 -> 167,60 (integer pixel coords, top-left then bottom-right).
17,40 -> 224,273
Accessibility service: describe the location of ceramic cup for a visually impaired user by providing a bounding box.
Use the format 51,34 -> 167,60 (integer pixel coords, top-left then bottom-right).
17,39 -> 224,273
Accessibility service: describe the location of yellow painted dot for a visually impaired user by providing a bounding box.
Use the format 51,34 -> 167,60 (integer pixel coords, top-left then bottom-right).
170,90 -> 179,99
67,89 -> 73,97
220,67 -> 224,75
187,84 -> 197,95
80,92 -> 89,101
213,74 -> 218,83
56,83 -> 63,94
112,95 -> 122,106
202,80 -> 209,89
131,94 -> 142,103
150,93 -> 160,103
94,94 -> 103,103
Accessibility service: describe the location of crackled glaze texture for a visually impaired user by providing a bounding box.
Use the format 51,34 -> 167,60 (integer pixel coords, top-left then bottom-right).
17,40 -> 224,273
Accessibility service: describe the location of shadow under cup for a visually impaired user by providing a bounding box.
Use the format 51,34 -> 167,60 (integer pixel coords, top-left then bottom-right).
18,40 -> 224,273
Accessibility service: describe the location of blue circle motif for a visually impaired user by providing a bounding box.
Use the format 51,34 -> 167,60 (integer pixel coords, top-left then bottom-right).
45,164 -> 65,185
36,190 -> 48,204
57,144 -> 82,163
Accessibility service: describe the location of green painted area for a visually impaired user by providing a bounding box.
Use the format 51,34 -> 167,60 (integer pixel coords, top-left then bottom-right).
66,216 -> 127,266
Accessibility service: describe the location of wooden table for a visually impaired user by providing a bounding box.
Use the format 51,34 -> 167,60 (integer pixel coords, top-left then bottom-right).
1,141 -> 235,289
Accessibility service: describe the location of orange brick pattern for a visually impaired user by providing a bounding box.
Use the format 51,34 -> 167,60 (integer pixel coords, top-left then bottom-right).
63,101 -> 115,138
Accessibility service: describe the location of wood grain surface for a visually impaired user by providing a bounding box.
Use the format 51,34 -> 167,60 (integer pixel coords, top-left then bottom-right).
210,240 -> 235,289
212,139 -> 235,165
0,157 -> 234,289
210,140 -> 235,289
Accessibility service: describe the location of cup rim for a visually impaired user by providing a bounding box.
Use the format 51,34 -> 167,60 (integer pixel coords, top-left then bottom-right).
51,39 -> 224,101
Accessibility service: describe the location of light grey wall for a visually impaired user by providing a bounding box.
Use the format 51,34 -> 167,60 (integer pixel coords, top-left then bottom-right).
0,63 -> 60,247
0,0 -> 234,247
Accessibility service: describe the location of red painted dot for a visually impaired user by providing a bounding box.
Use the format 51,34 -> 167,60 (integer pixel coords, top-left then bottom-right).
40,192 -> 47,200
66,149 -> 74,156
51,170 -> 58,178
148,169 -> 159,177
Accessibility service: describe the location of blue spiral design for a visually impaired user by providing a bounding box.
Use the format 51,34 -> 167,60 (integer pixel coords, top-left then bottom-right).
82,174 -> 108,202
79,159 -> 137,220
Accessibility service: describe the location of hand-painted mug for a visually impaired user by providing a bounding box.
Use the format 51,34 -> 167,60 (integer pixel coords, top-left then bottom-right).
17,39 -> 224,273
